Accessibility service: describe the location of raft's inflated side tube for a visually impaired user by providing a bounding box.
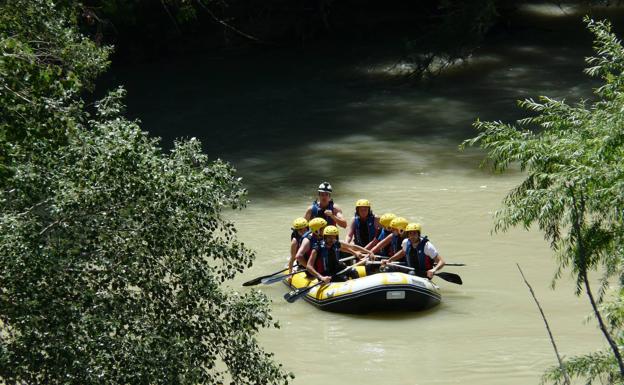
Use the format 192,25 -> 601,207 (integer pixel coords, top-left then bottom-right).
285,267 -> 441,314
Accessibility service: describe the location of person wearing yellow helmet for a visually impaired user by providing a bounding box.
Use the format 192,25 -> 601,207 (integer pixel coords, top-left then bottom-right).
307,225 -> 372,283
371,216 -> 408,257
304,181 -> 347,229
381,223 -> 445,279
287,217 -> 309,277
346,199 -> 380,249
366,213 -> 397,257
292,217 -> 327,273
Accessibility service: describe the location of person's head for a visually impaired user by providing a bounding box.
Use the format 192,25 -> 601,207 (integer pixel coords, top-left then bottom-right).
308,217 -> 328,236
379,213 -> 397,230
390,217 -> 408,236
291,217 -> 309,236
317,181 -> 333,205
323,225 -> 339,246
405,223 -> 422,241
355,199 -> 371,218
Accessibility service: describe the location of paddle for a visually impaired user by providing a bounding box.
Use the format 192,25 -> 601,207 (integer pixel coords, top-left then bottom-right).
283,259 -> 366,303
372,255 -> 465,266
242,266 -> 289,286
262,269 -> 303,284
374,262 -> 463,285
259,256 -> 357,285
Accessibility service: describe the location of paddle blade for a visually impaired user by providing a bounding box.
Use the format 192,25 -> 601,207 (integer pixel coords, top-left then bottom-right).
284,288 -> 305,303
242,277 -> 263,286
284,281 -> 322,303
436,272 -> 463,285
262,274 -> 288,285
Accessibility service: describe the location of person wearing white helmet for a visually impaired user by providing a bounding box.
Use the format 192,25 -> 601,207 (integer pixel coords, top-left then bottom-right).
346,199 -> 380,248
381,223 -> 445,279
304,181 -> 347,228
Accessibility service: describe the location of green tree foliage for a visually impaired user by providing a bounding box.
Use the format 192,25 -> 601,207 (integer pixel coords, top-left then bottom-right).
463,17 -> 624,385
0,1 -> 292,384
0,0 -> 111,181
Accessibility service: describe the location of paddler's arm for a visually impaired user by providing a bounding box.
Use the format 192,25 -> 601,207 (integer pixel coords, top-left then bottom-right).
307,249 -> 330,284
345,217 -> 356,244
327,204 -> 348,228
370,233 -> 392,255
382,249 -> 405,266
294,238 -> 311,272
303,206 -> 313,221
288,237 -> 299,274
340,242 -> 373,260
427,255 -> 445,279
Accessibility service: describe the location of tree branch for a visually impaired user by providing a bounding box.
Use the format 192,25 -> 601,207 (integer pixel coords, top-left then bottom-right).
516,263 -> 571,385
195,0 -> 272,45
569,186 -> 624,377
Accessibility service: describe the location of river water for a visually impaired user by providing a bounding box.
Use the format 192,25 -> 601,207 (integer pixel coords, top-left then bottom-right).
107,4 -> 624,384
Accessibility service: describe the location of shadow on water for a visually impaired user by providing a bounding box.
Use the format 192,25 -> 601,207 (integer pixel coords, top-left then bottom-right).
99,5 -> 624,199
338,303 -> 444,321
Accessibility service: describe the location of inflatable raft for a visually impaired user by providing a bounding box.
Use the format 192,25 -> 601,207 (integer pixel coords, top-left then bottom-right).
284,266 -> 441,313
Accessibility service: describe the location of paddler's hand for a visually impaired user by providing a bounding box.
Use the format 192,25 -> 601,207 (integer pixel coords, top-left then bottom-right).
380,259 -> 389,266
320,276 -> 331,284
426,269 -> 435,279
324,209 -> 333,218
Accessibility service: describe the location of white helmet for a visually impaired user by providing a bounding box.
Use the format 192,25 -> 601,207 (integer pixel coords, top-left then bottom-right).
318,181 -> 333,193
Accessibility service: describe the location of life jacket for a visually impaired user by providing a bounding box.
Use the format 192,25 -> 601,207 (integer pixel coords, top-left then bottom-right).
353,212 -> 376,247
389,233 -> 402,256
291,230 -> 302,245
300,230 -> 320,261
314,240 -> 341,276
311,200 -> 335,225
376,228 -> 392,256
404,236 -> 433,277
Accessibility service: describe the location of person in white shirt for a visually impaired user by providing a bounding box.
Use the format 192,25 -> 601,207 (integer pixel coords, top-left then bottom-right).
381,223 -> 445,279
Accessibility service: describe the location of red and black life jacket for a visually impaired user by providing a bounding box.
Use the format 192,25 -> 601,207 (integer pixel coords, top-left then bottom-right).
314,240 -> 341,276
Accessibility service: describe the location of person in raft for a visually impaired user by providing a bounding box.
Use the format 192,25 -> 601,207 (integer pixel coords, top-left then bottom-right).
306,225 -> 371,283
291,217 -> 328,274
370,216 -> 408,258
287,217 -> 309,276
346,199 -> 380,249
381,223 -> 446,279
304,181 -> 347,228
366,212 -> 397,257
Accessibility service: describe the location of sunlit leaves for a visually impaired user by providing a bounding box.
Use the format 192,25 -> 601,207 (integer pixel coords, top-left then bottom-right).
463,18 -> 624,385
0,1 -> 292,384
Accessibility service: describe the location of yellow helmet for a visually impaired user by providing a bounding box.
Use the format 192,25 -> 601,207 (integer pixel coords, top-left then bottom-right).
355,199 -> 371,208
309,217 -> 328,232
390,217 -> 408,230
405,223 -> 422,233
380,213 -> 397,228
323,225 -> 339,236
291,217 -> 308,230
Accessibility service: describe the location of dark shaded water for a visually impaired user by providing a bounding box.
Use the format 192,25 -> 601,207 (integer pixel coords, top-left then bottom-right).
101,5 -> 623,384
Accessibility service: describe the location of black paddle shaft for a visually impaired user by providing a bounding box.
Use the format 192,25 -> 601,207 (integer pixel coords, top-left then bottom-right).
383,263 -> 463,285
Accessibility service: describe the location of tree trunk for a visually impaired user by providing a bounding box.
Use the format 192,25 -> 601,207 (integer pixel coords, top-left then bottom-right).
570,187 -> 624,376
